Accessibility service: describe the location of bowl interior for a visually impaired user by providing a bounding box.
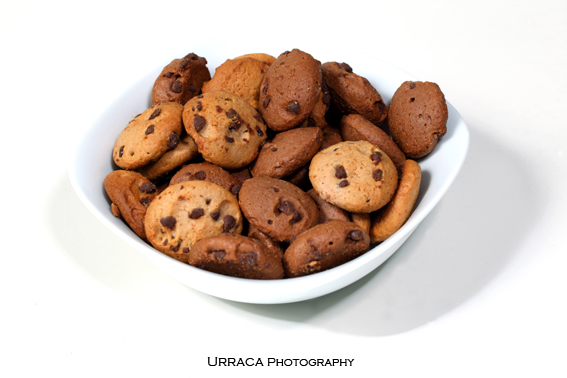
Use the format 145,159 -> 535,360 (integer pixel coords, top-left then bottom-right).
69,29 -> 469,304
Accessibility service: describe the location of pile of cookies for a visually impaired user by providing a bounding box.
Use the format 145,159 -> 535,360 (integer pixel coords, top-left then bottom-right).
104,49 -> 448,280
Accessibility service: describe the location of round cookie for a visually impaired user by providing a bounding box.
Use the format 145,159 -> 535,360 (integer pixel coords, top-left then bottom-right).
183,91 -> 267,169
306,189 -> 350,225
104,170 -> 158,240
202,57 -> 271,109
188,234 -> 284,280
299,82 -> 331,128
235,53 -> 276,66
113,102 -> 184,170
238,176 -> 319,242
144,181 -> 243,263
309,140 -> 398,213
169,162 -> 242,197
283,220 -> 370,278
370,159 -> 421,242
251,127 -> 323,179
322,62 -> 388,126
388,81 -> 448,158
137,133 -> 199,181
258,49 -> 322,131
339,113 -> 406,170
247,224 -> 284,262
151,52 -> 211,106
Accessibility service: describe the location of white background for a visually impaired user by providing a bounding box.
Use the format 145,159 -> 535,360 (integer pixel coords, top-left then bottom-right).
1,0 -> 566,377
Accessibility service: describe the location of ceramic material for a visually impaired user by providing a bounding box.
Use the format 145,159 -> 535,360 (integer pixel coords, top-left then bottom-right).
69,29 -> 469,304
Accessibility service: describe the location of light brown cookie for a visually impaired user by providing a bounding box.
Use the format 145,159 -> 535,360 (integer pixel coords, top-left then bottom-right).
202,57 -> 271,109
104,170 -> 158,240
388,81 -> 448,158
349,212 -> 371,235
322,62 -> 388,126
340,114 -> 406,170
144,181 -> 243,263
113,102 -> 184,170
309,141 -> 398,213
369,159 -> 421,242
169,162 -> 242,197
234,53 -> 276,66
251,127 -> 323,179
183,91 -> 267,169
151,53 -> 211,106
258,49 -> 322,131
238,176 -> 319,242
188,234 -> 284,279
283,220 -> 370,277
137,133 -> 199,181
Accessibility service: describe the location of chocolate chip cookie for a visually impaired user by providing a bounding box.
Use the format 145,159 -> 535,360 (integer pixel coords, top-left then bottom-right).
170,162 -> 242,197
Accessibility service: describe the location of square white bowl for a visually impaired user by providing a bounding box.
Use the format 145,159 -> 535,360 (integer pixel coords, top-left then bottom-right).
69,29 -> 469,304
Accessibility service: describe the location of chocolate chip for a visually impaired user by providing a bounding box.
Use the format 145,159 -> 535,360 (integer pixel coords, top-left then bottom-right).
255,125 -> 264,137
171,80 -> 183,93
376,101 -> 387,114
291,211 -> 303,224
322,93 -> 331,105
335,165 -> 347,179
210,210 -> 220,221
338,180 -> 349,188
118,146 -> 124,157
205,198 -> 211,205
194,115 -> 206,131
186,53 -> 198,60
271,187 -> 280,193
215,105 -> 223,113
263,97 -> 270,108
145,125 -> 155,135
271,146 -> 278,152
267,220 -> 273,225
262,84 -> 268,95
163,239 -> 168,246
371,151 -> 382,165
348,230 -> 364,241
196,101 -> 202,111
239,251 -> 258,267
211,250 -> 226,260
230,185 -> 241,196
170,243 -> 180,252
167,132 -> 180,149
225,135 -> 235,143
164,72 -> 174,78
195,170 -> 206,180
189,208 -> 205,219
372,169 -> 383,181
223,215 -> 236,232
254,113 -> 264,124
226,108 -> 237,118
140,196 -> 151,206
182,247 -> 190,254
148,108 -> 161,120
279,200 -> 295,215
139,182 -> 157,193
287,101 -> 300,114
409,82 -> 416,89
189,83 -> 196,94
339,62 -> 353,73
160,216 -> 176,229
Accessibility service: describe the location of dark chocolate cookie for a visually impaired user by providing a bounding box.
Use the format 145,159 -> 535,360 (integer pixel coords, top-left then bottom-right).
388,81 -> 448,158
283,220 -> 370,277
238,176 -> 319,242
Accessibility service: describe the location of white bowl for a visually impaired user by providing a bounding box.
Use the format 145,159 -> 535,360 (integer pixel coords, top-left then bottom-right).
69,29 -> 469,304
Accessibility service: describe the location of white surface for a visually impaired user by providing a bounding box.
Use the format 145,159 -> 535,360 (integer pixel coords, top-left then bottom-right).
68,29 -> 469,304
1,0 -> 566,377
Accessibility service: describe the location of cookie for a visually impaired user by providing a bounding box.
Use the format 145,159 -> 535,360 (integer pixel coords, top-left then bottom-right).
183,91 -> 267,169
251,127 -> 323,179
388,81 -> 448,158
369,159 -> 421,242
285,164 -> 311,190
247,224 -> 284,262
238,176 -> 319,242
322,62 -> 388,126
144,181 -> 243,263
349,212 -> 371,235
309,140 -> 398,213
113,102 -> 184,170
258,49 -> 322,131
283,220 -> 370,277
202,57 -> 271,108
299,82 -> 331,128
169,162 -> 242,197
228,166 -> 252,185
306,189 -> 350,224
339,114 -> 406,170
235,53 -> 276,66
137,133 -> 199,181
103,170 -> 158,240
319,124 -> 343,150
188,234 -> 284,279
151,53 -> 211,106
